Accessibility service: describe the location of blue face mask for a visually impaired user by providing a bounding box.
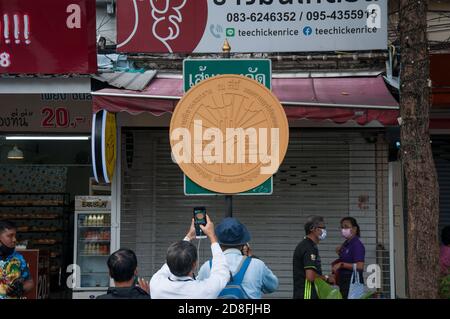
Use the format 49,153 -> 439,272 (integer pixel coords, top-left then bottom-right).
318,229 -> 327,241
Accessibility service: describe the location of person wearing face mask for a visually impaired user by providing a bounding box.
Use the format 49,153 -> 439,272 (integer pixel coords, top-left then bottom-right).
293,216 -> 334,299
0,220 -> 34,299
332,217 -> 365,299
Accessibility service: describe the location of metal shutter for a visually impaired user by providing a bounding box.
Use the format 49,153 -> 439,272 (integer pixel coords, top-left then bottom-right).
119,128 -> 391,298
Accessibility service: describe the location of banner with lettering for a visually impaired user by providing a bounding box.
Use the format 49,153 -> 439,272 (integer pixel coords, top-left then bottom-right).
0,94 -> 92,133
0,0 -> 96,74
117,0 -> 387,53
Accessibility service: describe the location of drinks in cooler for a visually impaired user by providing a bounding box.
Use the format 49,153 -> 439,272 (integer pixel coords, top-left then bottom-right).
73,196 -> 111,298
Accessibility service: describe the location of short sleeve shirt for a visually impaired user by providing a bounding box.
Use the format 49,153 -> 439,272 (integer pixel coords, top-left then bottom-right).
293,237 -> 322,299
0,251 -> 31,299
338,236 -> 365,276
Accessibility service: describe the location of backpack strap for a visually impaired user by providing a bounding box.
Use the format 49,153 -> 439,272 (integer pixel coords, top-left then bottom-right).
230,256 -> 252,285
208,256 -> 252,284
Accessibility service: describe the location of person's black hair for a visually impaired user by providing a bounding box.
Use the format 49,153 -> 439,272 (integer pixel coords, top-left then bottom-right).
304,216 -> 324,235
442,226 -> 450,246
341,217 -> 361,237
0,220 -> 16,234
107,249 -> 138,282
166,240 -> 198,277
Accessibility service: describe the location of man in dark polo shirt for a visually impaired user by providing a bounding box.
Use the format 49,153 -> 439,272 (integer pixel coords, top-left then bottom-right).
293,216 -> 334,299
97,249 -> 150,299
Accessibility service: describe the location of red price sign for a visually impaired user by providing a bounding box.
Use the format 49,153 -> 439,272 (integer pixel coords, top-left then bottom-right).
41,106 -> 90,129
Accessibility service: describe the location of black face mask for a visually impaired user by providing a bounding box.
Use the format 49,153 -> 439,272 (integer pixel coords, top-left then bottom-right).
0,240 -> 15,258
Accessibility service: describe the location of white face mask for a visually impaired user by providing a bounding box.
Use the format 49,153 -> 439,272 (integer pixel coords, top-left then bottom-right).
318,229 -> 327,241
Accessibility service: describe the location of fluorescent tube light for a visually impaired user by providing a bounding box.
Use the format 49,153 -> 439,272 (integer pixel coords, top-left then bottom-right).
5,136 -> 90,141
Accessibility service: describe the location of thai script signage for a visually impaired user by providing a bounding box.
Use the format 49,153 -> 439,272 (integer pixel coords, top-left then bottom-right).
184,59 -> 271,91
0,94 -> 92,132
117,0 -> 386,53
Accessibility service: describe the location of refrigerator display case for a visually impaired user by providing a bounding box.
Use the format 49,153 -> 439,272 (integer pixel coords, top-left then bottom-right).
73,196 -> 111,299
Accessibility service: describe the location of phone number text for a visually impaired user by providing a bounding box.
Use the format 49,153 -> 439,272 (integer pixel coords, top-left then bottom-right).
226,10 -> 373,22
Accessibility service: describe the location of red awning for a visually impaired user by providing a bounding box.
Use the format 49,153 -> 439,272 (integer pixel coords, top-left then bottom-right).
92,76 -> 399,126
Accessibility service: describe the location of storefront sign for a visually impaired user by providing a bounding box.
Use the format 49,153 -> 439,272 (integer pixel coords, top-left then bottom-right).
183,59 -> 273,195
170,75 -> 289,194
0,0 -> 96,74
92,110 -> 117,184
0,94 -> 92,132
184,59 -> 271,91
117,0 -> 386,53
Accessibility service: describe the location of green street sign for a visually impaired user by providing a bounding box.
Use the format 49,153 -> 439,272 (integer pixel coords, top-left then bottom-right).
184,175 -> 273,196
183,59 -> 271,92
182,58 -> 273,196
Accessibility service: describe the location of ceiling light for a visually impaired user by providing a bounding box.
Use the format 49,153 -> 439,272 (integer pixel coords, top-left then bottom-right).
5,136 -> 90,141
7,146 -> 24,160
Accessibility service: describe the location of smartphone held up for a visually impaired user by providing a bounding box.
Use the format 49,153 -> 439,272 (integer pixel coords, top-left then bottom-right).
193,207 -> 207,239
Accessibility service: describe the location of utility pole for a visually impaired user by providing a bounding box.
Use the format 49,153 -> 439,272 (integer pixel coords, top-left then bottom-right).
399,0 -> 440,298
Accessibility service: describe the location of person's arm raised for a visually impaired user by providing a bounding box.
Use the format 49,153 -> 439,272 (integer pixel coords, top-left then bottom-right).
199,214 -> 218,244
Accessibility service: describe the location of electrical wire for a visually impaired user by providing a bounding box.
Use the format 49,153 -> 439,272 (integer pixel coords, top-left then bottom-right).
196,237 -> 202,274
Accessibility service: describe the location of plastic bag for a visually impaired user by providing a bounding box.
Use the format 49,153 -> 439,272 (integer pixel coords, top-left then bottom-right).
348,264 -> 366,299
439,275 -> 450,299
314,278 -> 342,299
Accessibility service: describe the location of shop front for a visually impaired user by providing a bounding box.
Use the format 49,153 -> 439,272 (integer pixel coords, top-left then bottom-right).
0,88 -> 94,298
92,74 -> 400,298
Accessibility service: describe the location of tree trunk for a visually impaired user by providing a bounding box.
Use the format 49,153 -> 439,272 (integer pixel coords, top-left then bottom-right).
399,0 -> 440,299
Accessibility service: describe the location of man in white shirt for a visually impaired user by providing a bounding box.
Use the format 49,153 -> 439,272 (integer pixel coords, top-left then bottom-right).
150,215 -> 230,299
197,217 -> 279,299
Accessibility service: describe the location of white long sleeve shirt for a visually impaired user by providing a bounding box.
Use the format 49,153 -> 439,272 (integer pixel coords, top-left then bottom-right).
150,242 -> 230,299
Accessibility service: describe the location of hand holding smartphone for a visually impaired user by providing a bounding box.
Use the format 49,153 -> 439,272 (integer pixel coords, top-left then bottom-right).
193,207 -> 207,239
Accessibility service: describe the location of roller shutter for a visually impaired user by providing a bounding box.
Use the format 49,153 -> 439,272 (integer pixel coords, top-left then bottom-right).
119,129 -> 392,298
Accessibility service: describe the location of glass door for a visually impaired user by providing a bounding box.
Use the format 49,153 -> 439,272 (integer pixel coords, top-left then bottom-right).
76,212 -> 111,288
